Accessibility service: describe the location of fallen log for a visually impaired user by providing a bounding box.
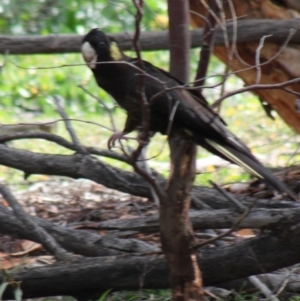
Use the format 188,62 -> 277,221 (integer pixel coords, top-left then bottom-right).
2,219 -> 300,300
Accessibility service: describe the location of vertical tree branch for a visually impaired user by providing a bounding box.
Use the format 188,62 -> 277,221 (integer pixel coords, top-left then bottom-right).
194,0 -> 219,93
164,1 -> 204,300
131,0 -> 151,158
160,136 -> 204,301
0,183 -> 71,260
167,0 -> 190,83
130,0 -> 164,201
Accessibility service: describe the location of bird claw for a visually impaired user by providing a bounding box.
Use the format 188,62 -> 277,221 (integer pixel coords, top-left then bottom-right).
107,131 -> 128,150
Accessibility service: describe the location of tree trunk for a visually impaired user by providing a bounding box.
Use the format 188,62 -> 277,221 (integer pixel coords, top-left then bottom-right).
163,1 -> 204,299
160,136 -> 203,301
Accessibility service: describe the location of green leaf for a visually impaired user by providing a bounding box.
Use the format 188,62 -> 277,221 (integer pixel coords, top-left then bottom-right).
97,289 -> 112,301
0,282 -> 9,300
13,285 -> 23,301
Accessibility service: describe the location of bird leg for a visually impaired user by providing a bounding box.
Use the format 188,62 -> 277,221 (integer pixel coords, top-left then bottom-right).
107,131 -> 128,150
107,130 -> 153,150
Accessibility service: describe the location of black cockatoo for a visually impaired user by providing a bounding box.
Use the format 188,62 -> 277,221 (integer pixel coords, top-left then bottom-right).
81,28 -> 295,200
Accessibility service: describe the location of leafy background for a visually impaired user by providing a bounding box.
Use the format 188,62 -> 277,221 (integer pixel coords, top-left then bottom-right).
0,0 -> 297,186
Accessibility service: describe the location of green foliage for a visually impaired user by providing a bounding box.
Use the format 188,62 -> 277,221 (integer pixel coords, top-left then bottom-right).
0,282 -> 9,300
0,0 -> 167,35
232,291 -> 261,301
0,0 -> 297,187
108,289 -> 171,301
13,285 -> 22,301
97,289 -> 112,301
1,54 -> 93,114
0,0 -> 168,113
0,281 -> 23,301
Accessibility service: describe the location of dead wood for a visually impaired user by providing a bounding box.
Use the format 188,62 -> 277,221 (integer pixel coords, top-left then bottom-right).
190,0 -> 300,133
160,136 -> 203,299
0,204 -> 159,256
0,144 -> 160,199
1,19 -> 300,54
2,194 -> 300,253
2,217 -> 300,300
0,184 -> 72,260
1,144 -> 300,298
72,207 -> 299,233
0,144 -> 298,209
220,272 -> 300,298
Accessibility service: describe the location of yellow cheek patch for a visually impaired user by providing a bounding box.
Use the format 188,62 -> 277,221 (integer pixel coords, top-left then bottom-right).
110,42 -> 122,61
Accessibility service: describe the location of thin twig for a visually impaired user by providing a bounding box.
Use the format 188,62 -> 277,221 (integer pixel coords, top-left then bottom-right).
209,180 -> 246,212
283,87 -> 300,97
273,270 -> 291,298
226,0 -> 237,63
212,77 -> 300,109
0,183 -> 72,260
194,199 -> 256,248
10,59 -> 170,91
165,100 -> 180,137
10,40 -> 299,106
132,161 -> 166,201
248,275 -> 280,301
0,118 -> 113,132
217,64 -> 229,113
255,35 -> 272,84
132,146 -> 160,205
194,0 -> 219,93
53,95 -> 86,154
131,0 -> 152,163
191,196 -> 212,209
0,131 -> 131,163
124,0 -> 164,202
78,84 -> 117,131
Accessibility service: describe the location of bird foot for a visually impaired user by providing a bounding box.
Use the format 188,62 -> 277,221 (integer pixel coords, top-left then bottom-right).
107,131 -> 128,150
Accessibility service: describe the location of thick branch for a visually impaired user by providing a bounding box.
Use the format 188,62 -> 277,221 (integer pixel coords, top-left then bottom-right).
160,134 -> 202,298
0,144 -> 298,209
0,144 -> 158,197
167,0 -> 190,82
0,203 -> 158,256
194,0 -> 219,91
1,20 -> 300,54
0,184 -> 70,260
2,220 -> 300,299
2,196 -> 299,249
0,131 -> 130,163
75,207 -> 299,233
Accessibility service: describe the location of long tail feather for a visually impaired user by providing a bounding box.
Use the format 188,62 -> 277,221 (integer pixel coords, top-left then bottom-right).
205,139 -> 296,201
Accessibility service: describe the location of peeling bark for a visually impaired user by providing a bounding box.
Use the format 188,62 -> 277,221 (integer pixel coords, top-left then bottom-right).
189,0 -> 300,133
160,136 -> 203,300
